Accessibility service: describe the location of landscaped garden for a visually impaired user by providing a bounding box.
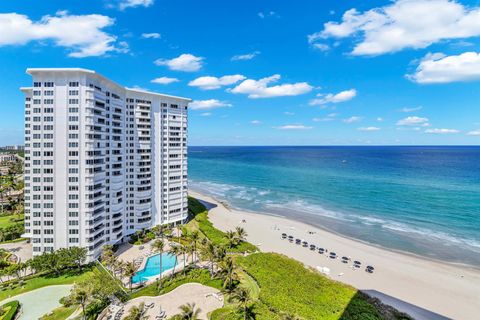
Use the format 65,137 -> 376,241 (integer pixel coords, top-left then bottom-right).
0,195 -> 413,320
0,157 -> 25,244
0,300 -> 19,320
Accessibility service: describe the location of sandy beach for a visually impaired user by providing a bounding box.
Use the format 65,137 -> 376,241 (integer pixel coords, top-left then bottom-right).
190,190 -> 480,320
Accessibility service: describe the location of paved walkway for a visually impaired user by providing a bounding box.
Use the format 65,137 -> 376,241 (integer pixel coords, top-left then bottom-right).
0,240 -> 32,263
2,284 -> 72,319
121,283 -> 223,319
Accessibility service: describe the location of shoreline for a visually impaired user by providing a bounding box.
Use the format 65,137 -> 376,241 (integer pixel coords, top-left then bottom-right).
189,190 -> 480,320
193,187 -> 480,271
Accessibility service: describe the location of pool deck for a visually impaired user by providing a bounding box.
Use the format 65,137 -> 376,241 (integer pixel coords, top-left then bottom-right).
120,283 -> 223,319
116,240 -> 188,287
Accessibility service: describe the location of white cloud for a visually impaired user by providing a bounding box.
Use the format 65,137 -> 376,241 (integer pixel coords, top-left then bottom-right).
275,124 -> 312,130
313,113 -> 338,122
230,74 -> 312,99
188,75 -> 245,90
200,112 -> 212,117
312,43 -> 330,51
231,51 -> 260,61
141,32 -> 161,39
310,0 -> 480,56
343,116 -> 362,123
313,117 -> 334,122
119,0 -> 154,10
284,112 -> 295,116
189,99 -> 231,110
397,116 -> 430,126
425,128 -> 460,134
358,126 -> 381,131
0,12 -> 122,58
258,11 -> 277,19
407,52 -> 480,84
377,117 -> 384,121
150,77 -> 179,85
251,120 -> 262,125
467,129 -> 480,136
399,106 -> 423,112
155,54 -> 204,72
309,89 -> 357,105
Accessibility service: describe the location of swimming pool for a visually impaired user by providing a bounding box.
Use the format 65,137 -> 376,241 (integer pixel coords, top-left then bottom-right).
132,253 -> 177,284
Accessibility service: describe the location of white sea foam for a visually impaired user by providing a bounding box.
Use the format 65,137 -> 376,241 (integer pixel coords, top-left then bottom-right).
190,179 -> 480,254
381,221 -> 480,251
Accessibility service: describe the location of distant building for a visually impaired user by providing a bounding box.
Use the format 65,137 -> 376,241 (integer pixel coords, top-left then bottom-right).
2,145 -> 24,151
22,68 -> 189,260
0,154 -> 17,163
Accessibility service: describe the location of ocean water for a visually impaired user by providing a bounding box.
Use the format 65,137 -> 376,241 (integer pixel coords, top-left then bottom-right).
188,146 -> 480,267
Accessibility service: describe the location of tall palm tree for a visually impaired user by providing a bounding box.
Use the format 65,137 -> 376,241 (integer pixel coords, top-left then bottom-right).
151,239 -> 165,288
202,242 -> 217,278
178,244 -> 188,275
219,256 -> 238,291
229,287 -> 252,320
235,226 -> 248,243
167,244 -> 181,278
177,302 -> 201,320
189,230 -> 200,265
123,261 -> 138,291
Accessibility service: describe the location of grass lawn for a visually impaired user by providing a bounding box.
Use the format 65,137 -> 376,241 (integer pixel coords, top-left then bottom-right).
129,268 -> 223,300
234,252 -> 410,320
39,305 -> 77,320
0,215 -> 23,229
0,267 -> 95,302
186,197 -> 257,253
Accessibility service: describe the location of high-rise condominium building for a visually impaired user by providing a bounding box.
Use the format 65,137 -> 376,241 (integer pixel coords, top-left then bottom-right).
22,68 -> 189,260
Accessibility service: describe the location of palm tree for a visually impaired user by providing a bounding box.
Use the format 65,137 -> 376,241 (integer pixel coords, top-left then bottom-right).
168,245 -> 181,278
151,239 -> 165,288
189,230 -> 200,265
123,261 -> 138,291
235,226 -> 248,243
202,242 -> 217,277
124,302 -> 149,320
179,244 -> 188,275
241,305 -> 256,320
225,230 -> 238,248
219,256 -> 238,291
186,242 -> 195,265
229,287 -> 252,320
177,302 -> 201,320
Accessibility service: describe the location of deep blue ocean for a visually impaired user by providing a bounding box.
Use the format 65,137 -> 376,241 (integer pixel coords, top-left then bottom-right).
188,146 -> 480,267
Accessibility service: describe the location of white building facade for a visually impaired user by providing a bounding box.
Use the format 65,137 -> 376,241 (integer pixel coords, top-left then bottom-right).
22,68 -> 189,259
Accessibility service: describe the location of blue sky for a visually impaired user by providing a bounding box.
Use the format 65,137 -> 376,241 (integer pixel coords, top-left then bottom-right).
0,0 -> 479,146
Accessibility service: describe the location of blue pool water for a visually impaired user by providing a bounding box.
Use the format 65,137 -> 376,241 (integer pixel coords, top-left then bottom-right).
132,253 -> 177,284
189,146 -> 480,267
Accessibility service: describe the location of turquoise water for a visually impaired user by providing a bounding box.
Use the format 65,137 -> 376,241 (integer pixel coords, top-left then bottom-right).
189,146 -> 480,267
132,253 -> 177,284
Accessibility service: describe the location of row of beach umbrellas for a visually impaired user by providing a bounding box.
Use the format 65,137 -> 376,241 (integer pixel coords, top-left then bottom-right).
281,233 -> 375,273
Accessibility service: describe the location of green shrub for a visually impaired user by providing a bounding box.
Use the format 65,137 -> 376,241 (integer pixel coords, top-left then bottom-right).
0,300 -> 20,320
188,197 -> 257,253
129,268 -> 223,299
